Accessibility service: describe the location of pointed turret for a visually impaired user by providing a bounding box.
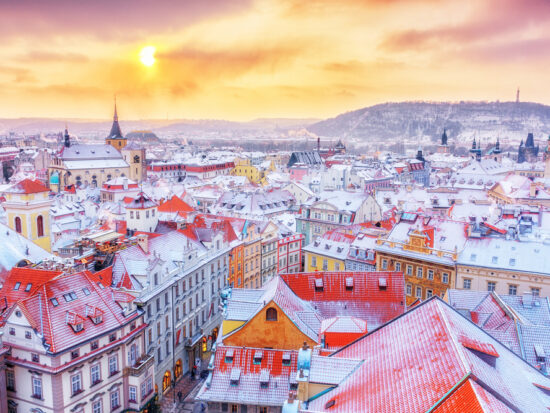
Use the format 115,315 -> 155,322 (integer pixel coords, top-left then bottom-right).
494,137 -> 501,154
472,138 -> 477,150
441,129 -> 448,146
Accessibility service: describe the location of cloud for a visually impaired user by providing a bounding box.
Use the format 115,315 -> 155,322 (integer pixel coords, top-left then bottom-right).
15,51 -> 89,63
0,66 -> 36,83
0,0 -> 252,40
379,0 -> 550,52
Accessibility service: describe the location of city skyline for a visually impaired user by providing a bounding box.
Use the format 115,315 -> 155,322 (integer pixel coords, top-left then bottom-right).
2,0 -> 550,120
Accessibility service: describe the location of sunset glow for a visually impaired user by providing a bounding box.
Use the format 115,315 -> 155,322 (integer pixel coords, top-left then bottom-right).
1,0 -> 550,120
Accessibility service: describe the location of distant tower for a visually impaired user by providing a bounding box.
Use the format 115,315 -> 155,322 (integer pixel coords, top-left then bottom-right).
63,125 -> 71,148
105,97 -> 127,150
516,87 -> 520,103
437,129 -> 449,154
493,137 -> 502,162
317,137 -> 320,153
470,138 -> 481,161
416,146 -> 425,162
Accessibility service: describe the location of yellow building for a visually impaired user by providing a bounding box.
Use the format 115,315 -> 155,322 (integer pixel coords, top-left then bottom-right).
302,236 -> 349,272
230,158 -> 275,185
3,179 -> 52,252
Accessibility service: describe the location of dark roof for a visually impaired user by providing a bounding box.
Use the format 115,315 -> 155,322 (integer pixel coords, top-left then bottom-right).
287,151 -> 323,167
107,102 -> 124,139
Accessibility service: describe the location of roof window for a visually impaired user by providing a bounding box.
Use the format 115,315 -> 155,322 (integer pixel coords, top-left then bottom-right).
13,282 -> 21,291
24,283 -> 32,292
230,368 -> 241,386
345,277 -> 354,291
378,278 -> 387,290
314,278 -> 324,292
225,349 -> 234,363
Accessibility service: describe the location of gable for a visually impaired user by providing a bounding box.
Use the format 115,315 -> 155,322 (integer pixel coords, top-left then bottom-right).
223,300 -> 316,349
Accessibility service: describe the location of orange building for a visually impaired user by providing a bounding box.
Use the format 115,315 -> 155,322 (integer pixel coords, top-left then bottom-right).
229,243 -> 244,287
221,271 -> 405,350
242,222 -> 262,289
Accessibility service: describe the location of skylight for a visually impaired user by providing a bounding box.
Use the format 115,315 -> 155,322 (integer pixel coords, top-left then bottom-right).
13,282 -> 21,291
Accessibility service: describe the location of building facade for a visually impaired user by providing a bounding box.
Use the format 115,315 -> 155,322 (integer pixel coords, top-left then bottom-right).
277,234 -> 304,274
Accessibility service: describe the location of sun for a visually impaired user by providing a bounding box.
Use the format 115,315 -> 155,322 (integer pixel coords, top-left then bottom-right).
139,46 -> 156,67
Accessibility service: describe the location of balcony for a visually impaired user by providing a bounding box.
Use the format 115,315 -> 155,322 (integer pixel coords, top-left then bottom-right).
126,354 -> 154,377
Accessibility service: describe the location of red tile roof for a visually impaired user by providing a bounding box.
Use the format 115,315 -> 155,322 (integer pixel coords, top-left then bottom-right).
307,298 -> 550,412
7,178 -> 50,194
8,270 -> 138,354
158,195 -> 194,213
197,346 -> 298,406
280,272 -> 405,330
0,267 -> 62,308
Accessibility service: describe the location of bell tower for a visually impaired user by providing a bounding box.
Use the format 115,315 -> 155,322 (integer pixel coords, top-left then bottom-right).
3,179 -> 52,252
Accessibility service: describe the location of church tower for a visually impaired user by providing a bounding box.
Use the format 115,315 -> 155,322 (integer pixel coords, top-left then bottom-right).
3,179 -> 52,252
105,98 -> 127,150
437,129 -> 449,154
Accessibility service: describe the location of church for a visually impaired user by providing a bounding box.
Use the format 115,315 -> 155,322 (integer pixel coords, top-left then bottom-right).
517,132 -> 539,163
48,102 -> 145,191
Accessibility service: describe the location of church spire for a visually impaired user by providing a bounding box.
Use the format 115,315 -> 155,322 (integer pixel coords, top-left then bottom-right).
64,123 -> 70,148
107,96 -> 124,140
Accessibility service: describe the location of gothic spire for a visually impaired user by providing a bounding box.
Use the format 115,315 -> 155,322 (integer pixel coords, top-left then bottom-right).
107,96 -> 123,139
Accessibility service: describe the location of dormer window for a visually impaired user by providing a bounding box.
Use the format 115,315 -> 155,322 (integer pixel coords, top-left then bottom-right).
25,283 -> 32,292
50,298 -> 59,307
345,277 -> 354,291
253,351 -> 263,364
72,323 -> 84,332
225,349 -> 234,363
379,278 -> 387,291
13,282 -> 21,290
315,278 -> 324,292
229,368 -> 241,386
259,369 -> 270,388
282,353 -> 291,366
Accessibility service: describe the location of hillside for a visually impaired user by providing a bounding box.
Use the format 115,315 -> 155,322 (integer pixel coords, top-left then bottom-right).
307,101 -> 550,144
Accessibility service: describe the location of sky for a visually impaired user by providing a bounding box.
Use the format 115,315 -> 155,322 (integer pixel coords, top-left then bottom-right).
1,0 -> 550,121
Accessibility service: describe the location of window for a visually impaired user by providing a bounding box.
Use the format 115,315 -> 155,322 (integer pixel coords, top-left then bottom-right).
463,279 -> 471,289
381,259 -> 388,270
109,333 -> 116,342
25,331 -> 32,339
93,400 -> 102,413
311,256 -> 317,267
109,355 -> 118,376
37,215 -> 44,237
442,273 -> 449,284
426,289 -> 433,298
406,284 -> 412,296
406,265 -> 412,276
334,262 -> 340,271
509,258 -> 516,266
395,262 -> 401,272
487,282 -> 496,292
532,288 -> 541,297
129,385 -> 137,403
415,286 -> 422,299
71,373 -> 82,395
130,211 -> 134,219
417,267 -> 423,278
266,308 -> 278,321
427,270 -> 434,280
82,287 -> 90,296
91,340 -> 99,350
492,256 -> 498,264
8,327 -> 14,336
51,297 -> 59,306
91,364 -> 101,385
6,369 -> 15,391
14,216 -> 22,233
32,376 -> 42,399
260,407 -> 268,413
13,282 -> 20,291
111,390 -> 120,410
509,285 -> 517,296
71,349 -> 79,359
32,353 -> 39,362
322,259 -> 328,271
25,283 -> 32,292
231,405 -> 238,413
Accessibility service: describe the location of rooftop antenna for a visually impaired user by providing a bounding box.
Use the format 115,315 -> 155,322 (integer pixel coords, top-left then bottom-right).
516,87 -> 520,103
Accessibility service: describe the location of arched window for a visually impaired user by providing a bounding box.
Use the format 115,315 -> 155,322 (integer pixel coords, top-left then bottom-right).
266,307 -> 278,321
37,215 -> 44,237
14,217 -> 22,234
134,155 -> 140,164
162,371 -> 171,392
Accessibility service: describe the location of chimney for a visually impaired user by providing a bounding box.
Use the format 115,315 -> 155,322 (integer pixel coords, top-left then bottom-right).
137,234 -> 149,254
123,178 -> 128,190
